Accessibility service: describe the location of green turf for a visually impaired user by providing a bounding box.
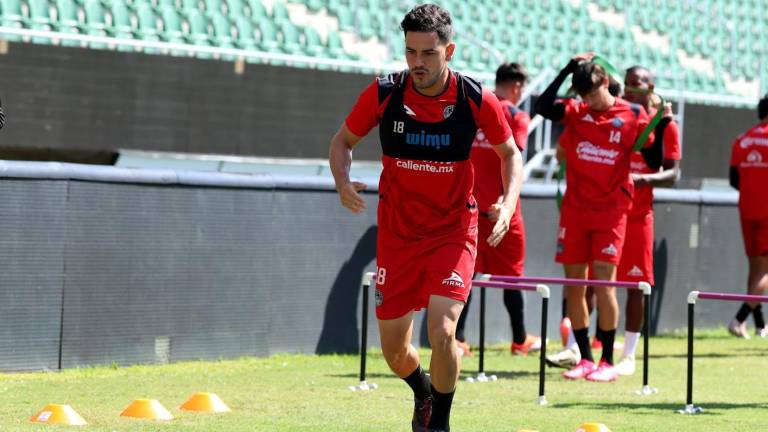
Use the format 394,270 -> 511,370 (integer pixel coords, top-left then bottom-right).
1,330 -> 767,431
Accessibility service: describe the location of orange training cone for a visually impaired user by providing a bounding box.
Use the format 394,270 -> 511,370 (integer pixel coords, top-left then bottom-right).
120,399 -> 174,420
576,423 -> 612,432
180,392 -> 231,413
30,404 -> 87,426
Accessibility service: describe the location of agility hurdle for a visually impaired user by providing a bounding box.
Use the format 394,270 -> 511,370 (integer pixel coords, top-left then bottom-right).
487,275 -> 655,396
470,276 -> 550,406
681,291 -> 768,414
349,272 -> 378,392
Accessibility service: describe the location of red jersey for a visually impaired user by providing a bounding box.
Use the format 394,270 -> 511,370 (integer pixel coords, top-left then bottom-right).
559,97 -> 651,211
470,98 -> 529,212
345,71 -> 512,239
730,122 -> 768,220
629,112 -> 682,217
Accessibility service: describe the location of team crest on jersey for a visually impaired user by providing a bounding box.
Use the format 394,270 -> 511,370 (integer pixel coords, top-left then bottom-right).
628,266 -> 644,277
374,289 -> 384,307
612,117 -> 624,128
442,271 -> 464,288
443,104 -> 455,119
747,150 -> 763,163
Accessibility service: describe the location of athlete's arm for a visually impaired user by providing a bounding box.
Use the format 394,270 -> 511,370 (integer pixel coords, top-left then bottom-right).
329,124 -> 367,214
729,166 -> 739,190
486,136 -> 524,247
633,159 -> 680,187
534,56 -> 588,121
0,96 -> 4,129
639,117 -> 671,170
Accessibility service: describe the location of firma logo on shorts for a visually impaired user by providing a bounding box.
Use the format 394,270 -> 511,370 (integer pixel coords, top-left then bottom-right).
628,266 -> 644,277
601,244 -> 619,257
442,271 -> 464,288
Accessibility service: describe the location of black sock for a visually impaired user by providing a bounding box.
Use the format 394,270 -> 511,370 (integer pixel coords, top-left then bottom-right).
573,327 -> 593,362
735,302 -> 751,322
504,290 -> 527,344
562,298 -> 567,319
428,384 -> 454,431
455,291 -> 472,342
595,326 -> 605,343
403,366 -> 431,400
753,305 -> 765,329
599,328 -> 616,365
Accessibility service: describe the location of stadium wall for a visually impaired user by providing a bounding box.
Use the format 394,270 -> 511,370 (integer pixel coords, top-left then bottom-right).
0,163 -> 749,371
0,42 -> 757,179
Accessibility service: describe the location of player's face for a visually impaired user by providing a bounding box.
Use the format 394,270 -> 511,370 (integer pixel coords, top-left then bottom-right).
580,80 -> 611,110
404,31 -> 454,93
623,69 -> 654,106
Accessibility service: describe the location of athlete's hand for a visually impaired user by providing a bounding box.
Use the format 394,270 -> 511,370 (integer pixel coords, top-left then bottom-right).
487,203 -> 514,247
572,52 -> 596,63
338,181 -> 367,214
485,196 -> 504,222
632,173 -> 649,187
662,102 -> 673,119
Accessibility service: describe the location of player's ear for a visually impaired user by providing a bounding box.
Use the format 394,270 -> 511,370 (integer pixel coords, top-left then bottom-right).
445,42 -> 455,61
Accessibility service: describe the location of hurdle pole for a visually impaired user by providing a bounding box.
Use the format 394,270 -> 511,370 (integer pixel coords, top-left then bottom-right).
493,275 -> 655,396
350,272 -> 377,392
479,285 -> 487,375
470,278 -> 550,405
680,290 -> 768,413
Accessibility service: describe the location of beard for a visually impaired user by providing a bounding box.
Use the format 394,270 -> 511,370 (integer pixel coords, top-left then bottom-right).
412,69 -> 441,90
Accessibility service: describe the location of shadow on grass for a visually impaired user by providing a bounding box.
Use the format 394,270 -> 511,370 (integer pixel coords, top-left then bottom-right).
648,347 -> 768,359
460,370 -> 540,380
552,401 -> 768,413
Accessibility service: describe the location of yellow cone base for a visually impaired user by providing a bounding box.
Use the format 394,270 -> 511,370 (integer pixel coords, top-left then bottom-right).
180,392 -> 231,413
577,423 -> 612,432
120,399 -> 174,420
30,404 -> 87,426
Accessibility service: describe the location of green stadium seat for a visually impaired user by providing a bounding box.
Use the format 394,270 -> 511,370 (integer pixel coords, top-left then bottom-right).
278,20 -> 302,54
157,0 -> 177,9
210,11 -> 234,48
302,26 -> 324,56
326,29 -> 346,59
108,0 -> 136,43
55,0 -> 83,46
246,0 -> 265,18
256,17 -> 280,52
226,0 -> 245,18
335,6 -> 353,31
180,0 -> 200,13
204,0 -> 222,15
271,1 -> 289,22
159,5 -> 185,44
185,9 -> 211,45
234,15 -> 257,50
136,3 -> 161,41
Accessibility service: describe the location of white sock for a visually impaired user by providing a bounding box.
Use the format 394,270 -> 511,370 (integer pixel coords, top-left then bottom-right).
566,329 -> 578,351
623,331 -> 640,357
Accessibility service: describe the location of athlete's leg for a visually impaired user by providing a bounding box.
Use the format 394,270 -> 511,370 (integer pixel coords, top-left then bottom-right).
591,260 -> 619,365
564,263 -> 592,362
379,311 -> 419,377
426,295 -> 464,430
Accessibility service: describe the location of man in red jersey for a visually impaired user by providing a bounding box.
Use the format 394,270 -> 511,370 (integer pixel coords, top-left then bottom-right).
328,5 -> 523,431
454,62 -> 542,357
612,66 -> 681,375
535,53 -> 661,382
727,94 -> 768,340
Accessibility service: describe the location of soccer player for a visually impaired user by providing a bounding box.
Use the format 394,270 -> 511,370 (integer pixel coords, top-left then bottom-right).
455,62 -> 541,357
613,66 -> 681,375
728,94 -> 768,339
535,53 -> 660,382
329,5 -> 523,431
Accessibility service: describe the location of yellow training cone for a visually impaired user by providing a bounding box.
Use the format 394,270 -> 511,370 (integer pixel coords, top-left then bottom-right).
30,404 -> 87,426
576,423 -> 612,432
180,392 -> 231,413
120,399 -> 174,420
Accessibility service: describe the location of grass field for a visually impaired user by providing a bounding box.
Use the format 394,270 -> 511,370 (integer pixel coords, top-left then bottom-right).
1,330 -> 767,431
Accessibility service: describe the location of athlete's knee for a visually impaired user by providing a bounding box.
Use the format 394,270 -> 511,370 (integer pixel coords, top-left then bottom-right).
382,343 -> 411,370
428,322 -> 456,353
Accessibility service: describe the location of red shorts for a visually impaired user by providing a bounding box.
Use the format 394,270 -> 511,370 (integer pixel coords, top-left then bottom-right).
556,206 -> 628,265
617,212 -> 654,284
375,227 -> 477,320
475,205 -> 525,276
741,217 -> 768,257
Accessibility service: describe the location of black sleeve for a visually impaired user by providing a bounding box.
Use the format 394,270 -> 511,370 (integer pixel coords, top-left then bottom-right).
729,166 -> 739,190
534,59 -> 579,122
0,96 -> 4,130
640,117 -> 671,170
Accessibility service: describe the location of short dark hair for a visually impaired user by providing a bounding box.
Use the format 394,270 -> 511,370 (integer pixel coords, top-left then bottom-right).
496,62 -> 529,85
759,94 -> 768,120
400,4 -> 452,44
608,76 -> 622,97
625,65 -> 655,84
572,61 -> 607,96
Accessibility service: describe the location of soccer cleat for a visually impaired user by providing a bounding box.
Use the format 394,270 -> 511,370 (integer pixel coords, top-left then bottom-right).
728,319 -> 750,339
411,396 -> 432,431
758,327 -> 768,338
614,354 -> 636,376
456,340 -> 472,357
511,335 -> 543,356
585,360 -> 619,382
546,347 -> 581,369
563,359 -> 597,380
560,317 -> 572,347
